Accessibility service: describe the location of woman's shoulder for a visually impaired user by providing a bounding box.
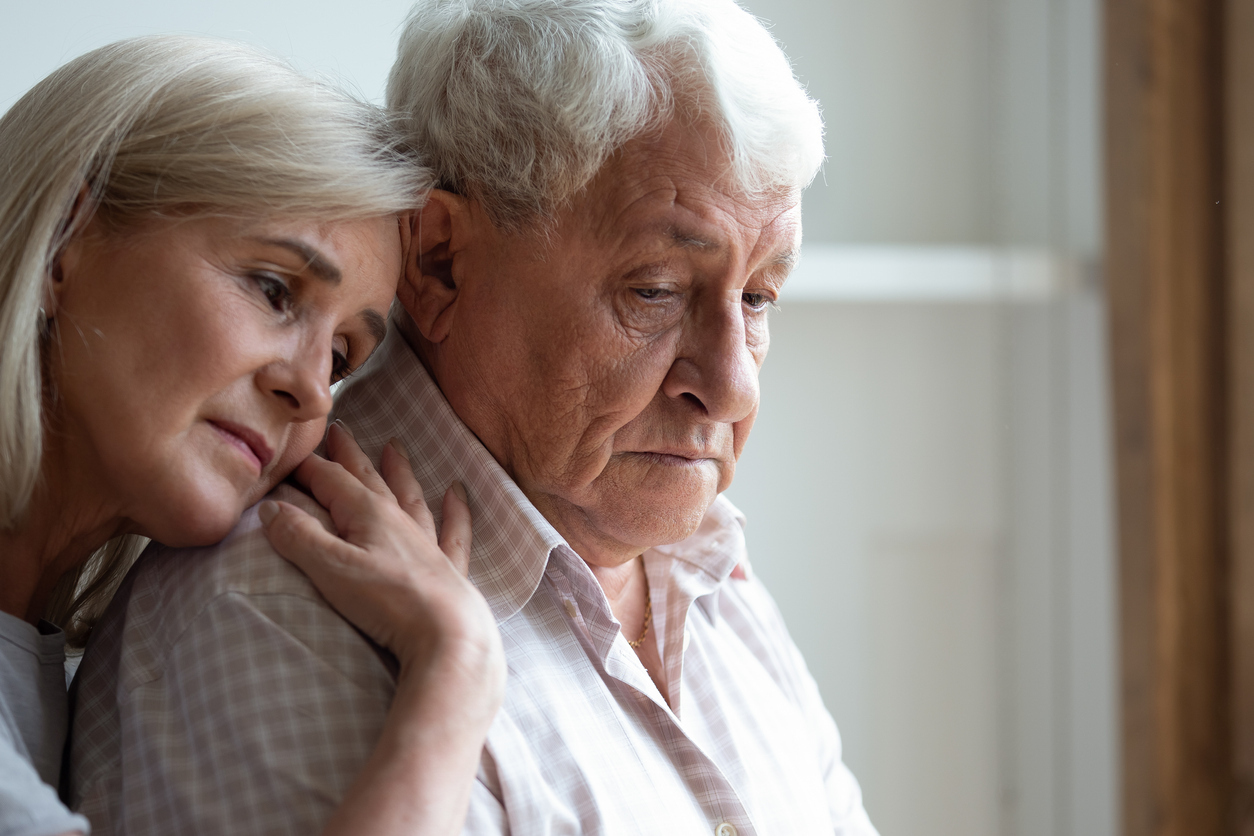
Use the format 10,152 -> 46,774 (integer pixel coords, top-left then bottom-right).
0,614 -> 91,836
0,728 -> 89,836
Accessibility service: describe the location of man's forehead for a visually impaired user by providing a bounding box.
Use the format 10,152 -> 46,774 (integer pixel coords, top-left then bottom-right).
590,179 -> 800,267
585,174 -> 789,237
580,119 -> 801,234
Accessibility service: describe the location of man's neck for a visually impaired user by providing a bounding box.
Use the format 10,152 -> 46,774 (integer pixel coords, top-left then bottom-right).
587,555 -> 644,607
395,312 -> 434,378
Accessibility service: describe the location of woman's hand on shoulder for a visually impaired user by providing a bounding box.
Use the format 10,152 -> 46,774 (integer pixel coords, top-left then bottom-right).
258,420 -> 503,706
261,420 -> 501,836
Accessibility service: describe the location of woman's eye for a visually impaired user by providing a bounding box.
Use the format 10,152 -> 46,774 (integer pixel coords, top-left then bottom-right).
253,273 -> 293,312
330,350 -> 353,385
743,291 -> 773,311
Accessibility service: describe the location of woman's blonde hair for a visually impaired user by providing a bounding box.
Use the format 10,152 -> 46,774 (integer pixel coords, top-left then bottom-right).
0,35 -> 429,641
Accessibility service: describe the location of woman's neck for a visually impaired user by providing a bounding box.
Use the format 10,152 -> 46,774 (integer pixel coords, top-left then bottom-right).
0,442 -> 128,625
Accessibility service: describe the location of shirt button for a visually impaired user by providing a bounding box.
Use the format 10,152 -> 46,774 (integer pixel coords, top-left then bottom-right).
715,823 -> 738,836
563,599 -> 577,618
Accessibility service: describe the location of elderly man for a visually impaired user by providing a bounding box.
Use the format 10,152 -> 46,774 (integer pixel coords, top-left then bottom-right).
69,0 -> 876,833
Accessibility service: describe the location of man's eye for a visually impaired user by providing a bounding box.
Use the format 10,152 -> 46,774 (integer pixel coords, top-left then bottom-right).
633,287 -> 670,301
253,273 -> 293,312
743,292 -> 773,310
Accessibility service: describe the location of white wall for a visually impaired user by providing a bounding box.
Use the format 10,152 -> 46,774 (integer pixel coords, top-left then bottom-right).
740,0 -> 1101,256
0,0 -> 411,113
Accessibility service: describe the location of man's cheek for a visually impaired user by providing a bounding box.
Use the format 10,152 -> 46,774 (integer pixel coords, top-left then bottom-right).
731,411 -> 758,460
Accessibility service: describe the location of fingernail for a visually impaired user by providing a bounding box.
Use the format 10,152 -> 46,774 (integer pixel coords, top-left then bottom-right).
387,437 -> 410,461
333,419 -> 354,439
258,500 -> 278,525
451,480 -> 468,503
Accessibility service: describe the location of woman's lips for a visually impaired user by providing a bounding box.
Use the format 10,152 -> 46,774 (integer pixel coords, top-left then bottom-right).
208,421 -> 275,473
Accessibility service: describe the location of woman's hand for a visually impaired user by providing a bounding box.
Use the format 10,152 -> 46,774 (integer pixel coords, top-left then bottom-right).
259,420 -> 500,682
258,420 -> 505,836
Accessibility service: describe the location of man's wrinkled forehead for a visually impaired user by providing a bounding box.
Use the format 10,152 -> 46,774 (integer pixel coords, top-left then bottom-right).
574,132 -> 800,251
598,188 -> 803,271
627,217 -> 801,281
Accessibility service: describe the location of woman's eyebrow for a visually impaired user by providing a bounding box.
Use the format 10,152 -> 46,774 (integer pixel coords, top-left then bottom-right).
253,237 -> 342,285
361,309 -> 388,345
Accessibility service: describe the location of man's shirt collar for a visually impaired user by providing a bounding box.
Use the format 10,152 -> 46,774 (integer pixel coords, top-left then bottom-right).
332,328 -> 563,621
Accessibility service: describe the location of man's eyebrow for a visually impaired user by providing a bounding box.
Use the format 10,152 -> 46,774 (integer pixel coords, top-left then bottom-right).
770,249 -> 800,271
361,308 -> 388,346
667,227 -> 719,251
254,237 -> 342,285
665,227 -> 799,271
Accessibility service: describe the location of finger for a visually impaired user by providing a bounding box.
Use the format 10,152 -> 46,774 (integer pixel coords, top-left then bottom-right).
259,500 -> 362,586
291,454 -> 386,537
324,420 -> 389,496
438,481 -> 473,577
380,439 -> 436,534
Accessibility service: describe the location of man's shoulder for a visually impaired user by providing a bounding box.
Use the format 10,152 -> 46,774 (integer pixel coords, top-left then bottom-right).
110,483 -> 339,666
70,488 -> 397,833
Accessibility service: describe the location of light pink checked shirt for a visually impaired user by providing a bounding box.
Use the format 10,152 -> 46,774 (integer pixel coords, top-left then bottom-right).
67,328 -> 877,836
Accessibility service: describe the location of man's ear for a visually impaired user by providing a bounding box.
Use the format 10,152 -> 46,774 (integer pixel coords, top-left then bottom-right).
398,189 -> 473,345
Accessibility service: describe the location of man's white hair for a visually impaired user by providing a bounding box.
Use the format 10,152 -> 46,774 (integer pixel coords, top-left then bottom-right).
387,0 -> 824,229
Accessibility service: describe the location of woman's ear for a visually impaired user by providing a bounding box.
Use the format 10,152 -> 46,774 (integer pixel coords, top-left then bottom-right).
396,189 -> 472,345
46,232 -> 81,324
46,184 -> 97,320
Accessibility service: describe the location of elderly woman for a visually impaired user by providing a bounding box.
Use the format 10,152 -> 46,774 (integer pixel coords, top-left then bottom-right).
0,36 -> 501,836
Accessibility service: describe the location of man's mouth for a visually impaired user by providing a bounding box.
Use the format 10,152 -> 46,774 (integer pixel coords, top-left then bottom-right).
630,448 -> 714,466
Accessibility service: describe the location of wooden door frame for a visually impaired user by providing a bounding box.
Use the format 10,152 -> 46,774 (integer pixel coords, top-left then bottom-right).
1228,1 -> 1254,831
1105,0 -> 1232,834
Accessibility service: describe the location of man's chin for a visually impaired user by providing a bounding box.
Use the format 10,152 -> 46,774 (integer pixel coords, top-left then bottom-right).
598,491 -> 717,550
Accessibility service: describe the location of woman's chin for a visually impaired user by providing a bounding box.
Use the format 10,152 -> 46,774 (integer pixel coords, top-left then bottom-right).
241,471 -> 288,509
141,496 -> 247,548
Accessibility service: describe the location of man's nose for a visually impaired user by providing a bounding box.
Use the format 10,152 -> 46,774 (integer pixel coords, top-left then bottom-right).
256,342 -> 335,423
660,295 -> 760,423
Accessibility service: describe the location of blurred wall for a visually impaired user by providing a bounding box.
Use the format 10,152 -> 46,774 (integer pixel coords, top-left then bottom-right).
0,0 -> 412,110
738,0 -> 1101,256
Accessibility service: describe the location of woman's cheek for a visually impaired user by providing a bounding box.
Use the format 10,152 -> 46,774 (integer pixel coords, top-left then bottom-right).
252,418 -> 327,501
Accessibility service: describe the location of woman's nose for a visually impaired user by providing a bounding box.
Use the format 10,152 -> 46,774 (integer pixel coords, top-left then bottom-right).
256,348 -> 335,423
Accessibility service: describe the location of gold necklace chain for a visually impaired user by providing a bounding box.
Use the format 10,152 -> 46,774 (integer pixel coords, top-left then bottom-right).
628,590 -> 652,649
